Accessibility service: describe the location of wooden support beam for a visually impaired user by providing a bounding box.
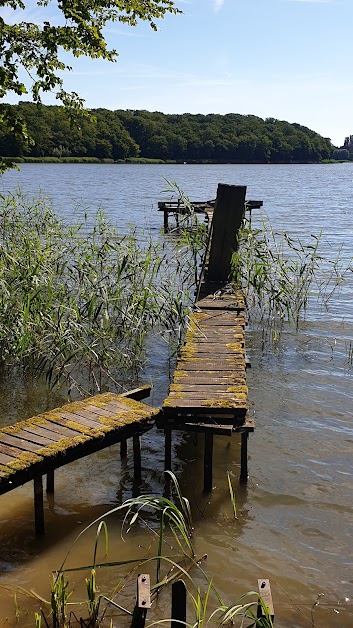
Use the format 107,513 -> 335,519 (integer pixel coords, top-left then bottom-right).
133,435 -> 142,484
240,431 -> 249,483
46,469 -> 54,494
207,184 -> 247,283
203,432 -> 214,493
120,438 -> 127,459
34,475 -> 44,536
164,428 -> 172,496
257,579 -> 274,622
164,209 -> 168,233
171,580 -> 187,628
164,428 -> 172,472
131,574 -> 151,628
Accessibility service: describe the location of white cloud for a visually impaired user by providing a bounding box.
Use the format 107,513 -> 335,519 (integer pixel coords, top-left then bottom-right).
212,0 -> 225,13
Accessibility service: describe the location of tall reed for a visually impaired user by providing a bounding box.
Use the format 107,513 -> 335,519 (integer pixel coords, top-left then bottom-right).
0,191 -> 200,394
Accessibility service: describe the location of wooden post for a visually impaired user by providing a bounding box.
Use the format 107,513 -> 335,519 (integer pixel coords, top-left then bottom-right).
34,475 -> 44,536
257,579 -> 274,623
164,428 -> 172,472
207,184 -> 247,282
46,469 -> 54,494
240,431 -> 248,483
133,434 -> 142,484
120,438 -> 127,459
164,428 -> 172,496
171,580 -> 187,627
203,432 -> 213,493
131,574 -> 151,628
164,209 -> 168,233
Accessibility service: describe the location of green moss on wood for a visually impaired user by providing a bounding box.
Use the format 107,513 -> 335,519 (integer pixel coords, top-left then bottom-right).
203,399 -> 247,408
226,385 -> 248,394
8,451 -> 43,471
174,370 -> 187,378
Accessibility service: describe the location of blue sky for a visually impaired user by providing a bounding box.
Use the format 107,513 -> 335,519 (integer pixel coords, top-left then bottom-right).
4,0 -> 353,146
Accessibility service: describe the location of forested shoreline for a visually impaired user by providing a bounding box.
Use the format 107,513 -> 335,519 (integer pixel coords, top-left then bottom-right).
1,102 -> 336,163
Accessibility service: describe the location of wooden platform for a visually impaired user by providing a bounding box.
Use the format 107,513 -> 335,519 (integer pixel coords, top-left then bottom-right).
0,392 -> 158,533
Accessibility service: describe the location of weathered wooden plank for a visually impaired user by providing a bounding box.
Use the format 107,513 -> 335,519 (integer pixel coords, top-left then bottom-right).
59,411 -> 103,430
43,415 -> 89,437
170,384 -> 247,393
21,425 -> 61,441
36,419 -> 82,438
206,184 -> 246,282
0,442 -> 31,459
193,315 -> 246,325
195,299 -> 245,311
14,429 -> 58,446
0,433 -> 41,453
69,407 -> 112,422
180,348 -> 245,358
0,452 -> 14,465
85,404 -> 122,417
163,399 -> 247,414
172,379 -> 246,388
176,362 -> 245,372
168,392 -> 246,401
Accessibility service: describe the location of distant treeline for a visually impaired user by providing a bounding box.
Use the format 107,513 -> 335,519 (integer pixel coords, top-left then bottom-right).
1,102 -> 335,163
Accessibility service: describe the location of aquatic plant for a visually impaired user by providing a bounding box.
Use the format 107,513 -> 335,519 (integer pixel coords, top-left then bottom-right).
0,191 -> 200,394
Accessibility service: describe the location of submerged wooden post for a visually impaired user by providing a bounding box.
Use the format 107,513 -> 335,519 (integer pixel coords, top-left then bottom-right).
164,209 -> 168,233
171,580 -> 187,627
240,431 -> 248,483
34,475 -> 44,535
131,574 -> 151,628
203,432 -> 214,492
164,428 -> 172,471
207,184 -> 247,282
46,470 -> 54,494
164,428 -> 172,496
133,435 -> 142,484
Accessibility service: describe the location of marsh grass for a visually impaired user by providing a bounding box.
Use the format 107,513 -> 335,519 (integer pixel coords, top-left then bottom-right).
230,213 -> 346,347
0,191 -> 201,394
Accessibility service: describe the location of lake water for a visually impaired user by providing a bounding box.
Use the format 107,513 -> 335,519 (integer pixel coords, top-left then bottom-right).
0,163 -> 352,627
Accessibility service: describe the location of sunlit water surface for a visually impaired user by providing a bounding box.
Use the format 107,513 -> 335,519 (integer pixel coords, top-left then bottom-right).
0,164 -> 352,627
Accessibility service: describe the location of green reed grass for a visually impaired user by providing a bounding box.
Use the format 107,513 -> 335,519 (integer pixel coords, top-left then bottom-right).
230,213 -> 346,348
0,191 -> 201,394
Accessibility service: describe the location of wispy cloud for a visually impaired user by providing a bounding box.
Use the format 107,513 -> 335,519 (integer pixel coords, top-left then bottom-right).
212,0 -> 225,13
286,0 -> 332,3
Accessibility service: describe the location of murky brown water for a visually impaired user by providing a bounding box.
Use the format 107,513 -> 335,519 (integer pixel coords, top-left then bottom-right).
0,164 -> 352,626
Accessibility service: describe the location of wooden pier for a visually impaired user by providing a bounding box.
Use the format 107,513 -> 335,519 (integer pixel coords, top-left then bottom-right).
159,184 -> 257,491
158,197 -> 262,232
0,390 -> 157,534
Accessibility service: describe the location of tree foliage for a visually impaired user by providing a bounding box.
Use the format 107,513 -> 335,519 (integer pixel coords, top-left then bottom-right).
0,0 -> 181,169
0,103 -> 334,163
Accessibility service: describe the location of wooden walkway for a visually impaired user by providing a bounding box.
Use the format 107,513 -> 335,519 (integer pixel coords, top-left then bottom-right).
0,391 -> 157,533
161,290 -> 253,488
163,290 -> 251,422
159,184 -> 257,490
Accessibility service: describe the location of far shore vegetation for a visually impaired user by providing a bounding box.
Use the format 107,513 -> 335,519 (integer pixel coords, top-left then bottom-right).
1,103 -> 349,166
